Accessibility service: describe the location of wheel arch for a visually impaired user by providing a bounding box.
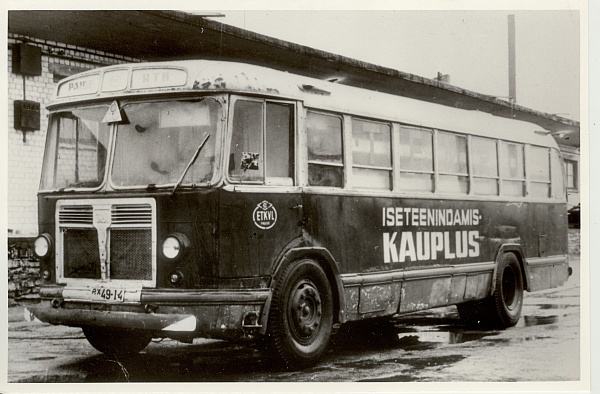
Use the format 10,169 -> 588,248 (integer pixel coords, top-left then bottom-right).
491,244 -> 531,295
259,247 -> 346,335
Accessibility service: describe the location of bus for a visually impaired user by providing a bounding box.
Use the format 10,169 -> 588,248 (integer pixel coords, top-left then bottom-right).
28,59 -> 570,369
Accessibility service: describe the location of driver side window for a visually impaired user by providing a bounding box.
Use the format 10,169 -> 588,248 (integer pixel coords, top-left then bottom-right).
228,99 -> 294,185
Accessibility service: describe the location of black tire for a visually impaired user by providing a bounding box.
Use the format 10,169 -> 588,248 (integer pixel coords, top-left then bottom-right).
82,326 -> 152,356
260,259 -> 333,369
490,252 -> 524,327
458,253 -> 524,328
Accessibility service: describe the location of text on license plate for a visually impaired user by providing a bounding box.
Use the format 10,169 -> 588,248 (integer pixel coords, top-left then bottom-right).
90,288 -> 125,302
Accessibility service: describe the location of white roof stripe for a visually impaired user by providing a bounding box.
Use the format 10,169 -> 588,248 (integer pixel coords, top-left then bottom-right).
52,60 -> 557,148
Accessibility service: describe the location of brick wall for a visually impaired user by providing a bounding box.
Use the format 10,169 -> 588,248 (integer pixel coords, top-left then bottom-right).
8,237 -> 40,299
7,34 -> 140,237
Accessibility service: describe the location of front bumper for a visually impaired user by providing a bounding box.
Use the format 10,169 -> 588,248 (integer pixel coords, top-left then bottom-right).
27,286 -> 270,340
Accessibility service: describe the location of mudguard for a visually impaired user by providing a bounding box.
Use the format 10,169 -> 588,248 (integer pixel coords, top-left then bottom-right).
260,246 -> 346,334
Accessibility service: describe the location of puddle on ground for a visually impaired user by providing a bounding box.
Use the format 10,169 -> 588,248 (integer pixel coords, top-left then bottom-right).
355,355 -> 467,381
29,356 -> 57,361
398,330 -> 493,345
539,304 -> 577,310
334,322 -> 498,353
523,315 -> 559,326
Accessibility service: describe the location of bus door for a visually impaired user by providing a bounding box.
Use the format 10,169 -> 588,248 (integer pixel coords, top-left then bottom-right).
219,97 -> 301,278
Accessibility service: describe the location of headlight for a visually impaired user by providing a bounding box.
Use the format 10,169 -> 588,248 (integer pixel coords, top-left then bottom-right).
161,233 -> 190,261
34,234 -> 53,259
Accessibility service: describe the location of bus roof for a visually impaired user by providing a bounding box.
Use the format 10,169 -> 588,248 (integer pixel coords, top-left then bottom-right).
52,59 -> 558,148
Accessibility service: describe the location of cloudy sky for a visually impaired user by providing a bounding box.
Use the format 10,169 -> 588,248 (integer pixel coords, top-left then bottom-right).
208,7 -> 582,121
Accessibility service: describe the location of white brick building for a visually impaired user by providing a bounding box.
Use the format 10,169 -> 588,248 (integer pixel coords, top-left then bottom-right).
7,34 -> 140,236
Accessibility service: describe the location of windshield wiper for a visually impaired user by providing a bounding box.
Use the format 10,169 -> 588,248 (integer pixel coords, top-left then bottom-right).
172,134 -> 211,195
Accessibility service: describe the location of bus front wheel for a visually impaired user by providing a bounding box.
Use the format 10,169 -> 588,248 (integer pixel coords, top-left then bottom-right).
82,326 -> 152,356
261,259 -> 333,369
458,252 -> 524,328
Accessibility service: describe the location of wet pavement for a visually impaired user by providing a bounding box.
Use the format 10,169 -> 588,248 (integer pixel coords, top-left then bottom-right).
5,256 -> 582,384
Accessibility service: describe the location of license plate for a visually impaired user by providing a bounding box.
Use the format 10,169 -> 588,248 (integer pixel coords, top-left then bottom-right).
90,287 -> 125,302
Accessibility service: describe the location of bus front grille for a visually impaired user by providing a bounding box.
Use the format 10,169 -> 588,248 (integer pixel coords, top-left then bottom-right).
57,199 -> 156,285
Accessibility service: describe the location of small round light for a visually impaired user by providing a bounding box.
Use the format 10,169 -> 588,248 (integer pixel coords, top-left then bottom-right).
169,271 -> 183,285
42,270 -> 51,280
162,236 -> 182,260
34,234 -> 52,259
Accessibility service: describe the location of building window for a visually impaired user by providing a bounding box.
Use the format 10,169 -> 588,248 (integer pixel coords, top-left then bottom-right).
565,159 -> 578,190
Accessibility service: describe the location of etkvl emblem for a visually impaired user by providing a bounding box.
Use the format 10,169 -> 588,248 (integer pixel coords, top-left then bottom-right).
253,201 -> 277,230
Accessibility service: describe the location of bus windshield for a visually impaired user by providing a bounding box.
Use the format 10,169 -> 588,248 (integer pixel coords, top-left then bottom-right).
40,106 -> 111,190
111,98 -> 221,188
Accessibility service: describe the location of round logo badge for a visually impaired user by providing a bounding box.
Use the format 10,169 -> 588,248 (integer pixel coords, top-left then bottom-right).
253,200 -> 277,230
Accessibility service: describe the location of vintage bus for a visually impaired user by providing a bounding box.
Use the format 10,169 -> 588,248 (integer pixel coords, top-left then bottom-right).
28,59 -> 570,368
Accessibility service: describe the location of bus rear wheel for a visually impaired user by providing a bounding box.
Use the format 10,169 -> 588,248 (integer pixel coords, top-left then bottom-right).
491,252 -> 524,327
458,252 -> 524,328
261,259 -> 333,370
82,326 -> 152,356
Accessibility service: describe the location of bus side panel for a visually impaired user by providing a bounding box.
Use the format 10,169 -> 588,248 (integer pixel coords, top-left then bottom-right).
524,202 -> 568,258
527,258 -> 570,292
302,193 -> 567,319
218,188 -> 303,278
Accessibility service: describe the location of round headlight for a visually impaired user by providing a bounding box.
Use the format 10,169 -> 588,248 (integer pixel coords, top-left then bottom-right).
162,236 -> 182,259
161,233 -> 190,261
34,234 -> 53,259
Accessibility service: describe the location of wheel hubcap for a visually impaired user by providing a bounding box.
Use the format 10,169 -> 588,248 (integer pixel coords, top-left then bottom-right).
290,281 -> 322,339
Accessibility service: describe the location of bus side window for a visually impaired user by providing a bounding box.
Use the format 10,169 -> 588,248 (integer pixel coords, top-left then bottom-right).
229,100 -> 264,182
398,127 -> 434,192
351,118 -> 392,190
529,146 -> 551,198
500,142 -> 525,197
228,99 -> 295,186
265,103 -> 294,186
307,111 -> 343,187
437,132 -> 469,194
472,137 -> 499,196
